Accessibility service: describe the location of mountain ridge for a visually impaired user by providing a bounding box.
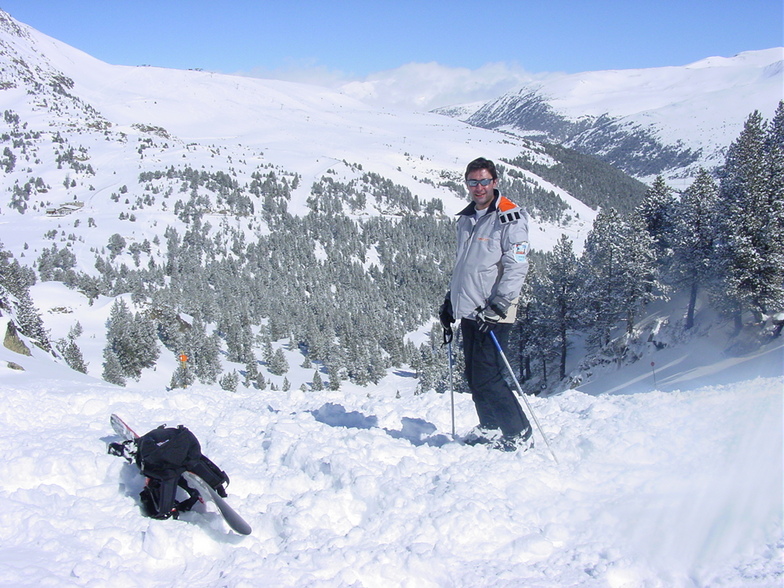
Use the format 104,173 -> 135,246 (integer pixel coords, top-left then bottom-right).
0,7 -> 650,267
434,48 -> 783,183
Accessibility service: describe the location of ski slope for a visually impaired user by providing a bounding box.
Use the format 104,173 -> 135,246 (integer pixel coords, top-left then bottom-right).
0,282 -> 780,587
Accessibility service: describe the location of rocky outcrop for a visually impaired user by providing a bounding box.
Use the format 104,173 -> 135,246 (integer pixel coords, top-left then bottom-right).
3,320 -> 31,356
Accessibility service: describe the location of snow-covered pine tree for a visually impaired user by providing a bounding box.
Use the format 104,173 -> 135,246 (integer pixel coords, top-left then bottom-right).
103,298 -> 159,380
580,206 -> 660,347
10,288 -> 51,352
637,175 -> 676,275
0,244 -> 36,298
715,110 -> 777,327
508,270 -> 535,384
187,316 -> 221,384
0,245 -> 51,352
762,101 -> 784,312
268,347 -> 289,376
262,338 -> 274,364
56,336 -> 87,373
524,260 -> 563,388
243,359 -> 259,388
671,168 -> 719,329
219,370 -> 238,392
539,234 -> 583,380
619,212 -> 661,334
102,347 -> 125,386
327,363 -> 342,391
169,363 -> 194,389
311,369 -> 324,391
580,209 -> 628,349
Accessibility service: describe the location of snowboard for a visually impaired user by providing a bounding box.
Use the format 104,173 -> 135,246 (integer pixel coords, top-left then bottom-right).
110,413 -> 139,441
182,471 -> 252,535
109,413 -> 252,535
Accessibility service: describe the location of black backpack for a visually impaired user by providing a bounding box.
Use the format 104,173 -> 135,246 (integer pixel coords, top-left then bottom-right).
133,425 -> 230,520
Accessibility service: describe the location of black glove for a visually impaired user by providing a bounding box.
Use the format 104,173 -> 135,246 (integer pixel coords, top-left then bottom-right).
475,304 -> 505,333
439,294 -> 454,330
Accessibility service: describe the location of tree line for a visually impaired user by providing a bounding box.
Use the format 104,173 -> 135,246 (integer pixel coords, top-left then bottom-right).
1,104 -> 780,396
502,103 -> 784,391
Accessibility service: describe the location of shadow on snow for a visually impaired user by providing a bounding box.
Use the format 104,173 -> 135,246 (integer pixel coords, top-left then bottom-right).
309,403 -> 452,447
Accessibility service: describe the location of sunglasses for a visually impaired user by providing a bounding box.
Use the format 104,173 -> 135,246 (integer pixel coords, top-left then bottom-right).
466,178 -> 494,187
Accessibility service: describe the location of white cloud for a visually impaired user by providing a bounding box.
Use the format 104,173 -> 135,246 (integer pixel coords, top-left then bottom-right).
342,62 -> 538,111
237,61 -> 538,111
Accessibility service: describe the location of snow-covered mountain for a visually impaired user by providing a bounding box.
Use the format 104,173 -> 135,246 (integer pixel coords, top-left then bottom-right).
436,48 -> 783,185
0,8 -> 604,268
0,8 -> 615,393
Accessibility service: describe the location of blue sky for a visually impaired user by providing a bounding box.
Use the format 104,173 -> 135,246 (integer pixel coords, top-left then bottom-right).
1,0 -> 781,109
2,0 -> 781,75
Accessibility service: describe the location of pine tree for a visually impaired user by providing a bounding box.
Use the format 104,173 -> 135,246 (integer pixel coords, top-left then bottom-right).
581,207 -> 660,348
620,213 -> 661,333
104,299 -> 159,380
190,317 -> 222,384
102,348 -> 126,386
327,363 -> 342,391
671,168 -> 719,328
69,322 -> 83,339
56,336 -> 87,373
637,176 -> 676,264
268,347 -> 289,375
219,370 -> 238,392
522,262 -> 560,388
540,235 -> 583,380
13,288 -> 51,352
104,299 -> 134,378
510,276 -> 535,383
762,101 -> 784,312
0,244 -> 36,298
715,110 -> 778,326
0,244 -> 49,351
580,209 -> 628,349
767,101 -> 784,208
311,369 -> 324,391
244,359 -> 259,388
262,339 -> 274,364
170,364 -> 194,389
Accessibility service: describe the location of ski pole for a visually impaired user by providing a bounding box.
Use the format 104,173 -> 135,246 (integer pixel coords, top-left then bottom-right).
443,327 -> 456,438
489,330 -> 559,464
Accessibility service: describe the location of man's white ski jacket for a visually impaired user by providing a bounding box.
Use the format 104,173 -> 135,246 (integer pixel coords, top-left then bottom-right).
449,191 -> 530,323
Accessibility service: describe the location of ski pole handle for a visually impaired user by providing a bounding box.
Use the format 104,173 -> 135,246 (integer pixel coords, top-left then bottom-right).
442,326 -> 453,345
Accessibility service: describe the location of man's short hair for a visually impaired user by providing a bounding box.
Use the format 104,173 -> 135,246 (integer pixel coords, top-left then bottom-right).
465,157 -> 498,181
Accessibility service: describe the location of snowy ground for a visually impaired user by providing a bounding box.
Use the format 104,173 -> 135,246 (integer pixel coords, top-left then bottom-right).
0,285 -> 782,587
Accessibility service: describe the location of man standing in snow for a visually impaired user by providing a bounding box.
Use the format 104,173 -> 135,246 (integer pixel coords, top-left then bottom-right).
440,157 -> 532,451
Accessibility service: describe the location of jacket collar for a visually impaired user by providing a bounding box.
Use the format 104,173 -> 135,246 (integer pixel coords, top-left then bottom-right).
457,189 -> 500,216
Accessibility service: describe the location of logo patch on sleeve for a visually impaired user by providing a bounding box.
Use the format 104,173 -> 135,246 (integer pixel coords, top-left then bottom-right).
513,242 -> 529,262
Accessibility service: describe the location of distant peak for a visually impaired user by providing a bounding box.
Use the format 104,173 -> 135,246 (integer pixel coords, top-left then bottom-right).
0,9 -> 29,40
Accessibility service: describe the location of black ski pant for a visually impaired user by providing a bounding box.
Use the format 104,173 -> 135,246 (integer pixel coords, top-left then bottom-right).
461,318 -> 530,437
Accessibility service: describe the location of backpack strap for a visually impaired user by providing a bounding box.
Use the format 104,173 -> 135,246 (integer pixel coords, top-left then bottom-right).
189,455 -> 230,497
140,477 -> 181,519
175,477 -> 201,513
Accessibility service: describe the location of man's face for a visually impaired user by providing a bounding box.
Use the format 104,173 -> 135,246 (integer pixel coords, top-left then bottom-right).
466,168 -> 497,210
